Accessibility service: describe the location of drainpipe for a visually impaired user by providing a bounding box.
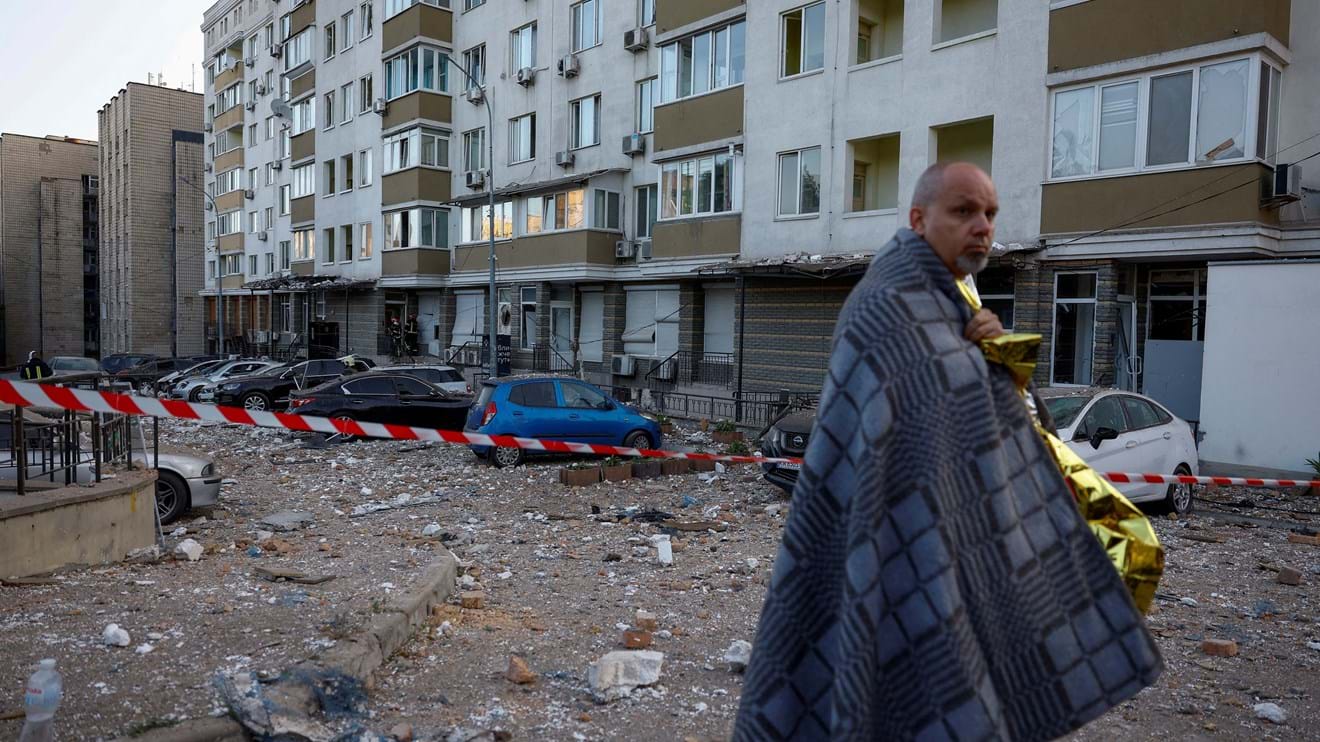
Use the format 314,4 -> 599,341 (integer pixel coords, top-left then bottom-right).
736,273 -> 746,406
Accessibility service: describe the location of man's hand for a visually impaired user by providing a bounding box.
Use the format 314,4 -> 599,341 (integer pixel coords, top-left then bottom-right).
965,308 -> 1006,343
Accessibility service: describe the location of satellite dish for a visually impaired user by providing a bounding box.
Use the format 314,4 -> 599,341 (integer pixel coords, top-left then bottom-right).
270,97 -> 291,118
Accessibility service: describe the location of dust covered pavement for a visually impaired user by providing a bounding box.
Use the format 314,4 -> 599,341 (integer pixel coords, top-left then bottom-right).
0,419 -> 1317,740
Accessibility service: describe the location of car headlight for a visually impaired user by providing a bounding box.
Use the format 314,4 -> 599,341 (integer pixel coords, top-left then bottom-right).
640,412 -> 658,422
221,383 -> 239,391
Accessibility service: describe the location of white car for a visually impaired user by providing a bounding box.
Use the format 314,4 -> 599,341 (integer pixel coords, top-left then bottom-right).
170,360 -> 281,402
1040,388 -> 1199,513
371,364 -> 471,395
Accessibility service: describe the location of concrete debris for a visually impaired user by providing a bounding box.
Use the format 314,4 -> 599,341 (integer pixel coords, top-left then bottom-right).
175,538 -> 204,562
724,640 -> 753,673
213,669 -> 337,741
1254,702 -> 1288,724
422,523 -> 442,537
102,623 -> 131,647
505,655 -> 536,684
259,510 -> 316,532
135,643 -> 154,654
1201,639 -> 1238,657
1276,566 -> 1303,585
1180,597 -> 1199,607
444,727 -> 511,742
389,722 -> 414,742
588,650 -> 665,703
635,609 -> 658,632
169,526 -> 188,537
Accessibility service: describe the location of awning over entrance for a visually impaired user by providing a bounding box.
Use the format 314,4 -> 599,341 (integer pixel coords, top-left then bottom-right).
242,275 -> 378,292
697,253 -> 874,279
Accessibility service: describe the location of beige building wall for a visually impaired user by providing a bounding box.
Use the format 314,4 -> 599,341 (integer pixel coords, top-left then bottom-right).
0,133 -> 99,366
99,83 -> 206,358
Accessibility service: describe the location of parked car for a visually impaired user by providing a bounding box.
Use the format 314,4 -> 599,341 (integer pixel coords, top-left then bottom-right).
465,376 -> 661,467
371,364 -> 470,395
114,357 -> 197,394
758,408 -> 816,493
288,372 -> 473,435
48,356 -> 103,375
169,359 -> 282,402
155,359 -> 227,392
1039,388 -> 1198,512
213,356 -> 375,411
101,353 -> 158,375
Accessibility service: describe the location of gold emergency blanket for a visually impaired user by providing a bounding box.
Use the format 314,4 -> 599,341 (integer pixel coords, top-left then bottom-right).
958,281 -> 1164,613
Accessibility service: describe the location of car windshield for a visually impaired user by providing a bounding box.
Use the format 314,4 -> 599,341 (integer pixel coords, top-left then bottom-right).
1044,396 -> 1093,429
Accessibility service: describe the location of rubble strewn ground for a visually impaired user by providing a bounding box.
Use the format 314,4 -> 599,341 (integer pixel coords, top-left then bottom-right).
1,420 -> 1317,740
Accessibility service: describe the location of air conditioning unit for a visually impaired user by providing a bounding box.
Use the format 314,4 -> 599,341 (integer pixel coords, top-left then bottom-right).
271,160 -> 283,171
465,169 -> 486,189
256,82 -> 267,95
372,98 -> 388,115
204,122 -> 213,132
269,44 -> 283,58
623,27 -> 649,52
465,86 -> 485,105
611,354 -> 635,376
651,358 -> 676,381
555,150 -> 575,168
1268,163 -> 1304,204
204,162 -> 213,172
497,302 -> 513,334
614,240 -> 635,259
515,67 -> 536,86
244,189 -> 255,200
557,54 -> 580,78
244,101 -> 257,111
461,347 -> 482,367
257,230 -> 269,241
638,240 -> 653,260
244,56 -> 256,67
622,133 -> 645,156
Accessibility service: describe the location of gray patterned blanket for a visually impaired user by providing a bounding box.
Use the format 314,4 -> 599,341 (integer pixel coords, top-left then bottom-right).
734,229 -> 1162,741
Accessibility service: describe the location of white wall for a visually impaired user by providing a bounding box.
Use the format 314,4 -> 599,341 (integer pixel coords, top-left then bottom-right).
1198,261 -> 1320,475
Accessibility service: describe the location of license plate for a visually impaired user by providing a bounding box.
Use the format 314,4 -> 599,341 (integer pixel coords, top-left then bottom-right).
779,462 -> 801,471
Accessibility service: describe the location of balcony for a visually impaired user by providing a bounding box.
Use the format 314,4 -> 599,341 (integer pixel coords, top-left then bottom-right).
381,91 -> 452,131
382,167 -> 452,206
217,234 -> 244,253
213,105 -> 244,132
214,148 -> 244,173
291,130 -> 315,162
290,195 -> 315,225
382,247 -> 450,277
452,230 -> 617,273
290,69 -> 316,99
654,87 -> 743,155
213,65 -> 242,91
382,1 -> 453,51
651,214 -> 741,260
657,0 -> 744,36
290,0 -> 316,36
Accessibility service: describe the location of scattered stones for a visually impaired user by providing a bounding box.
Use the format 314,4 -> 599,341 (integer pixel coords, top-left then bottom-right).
422,523 -> 442,537
258,510 -> 315,532
724,639 -> 753,673
622,629 -> 653,649
389,722 -> 414,742
588,650 -> 664,702
135,643 -> 154,655
1254,702 -> 1288,724
505,655 -> 536,685
1201,639 -> 1239,657
174,538 -> 203,562
169,526 -> 188,537
102,623 -> 130,647
656,539 -> 674,566
1276,566 -> 1303,586
460,591 -> 485,609
1179,597 -> 1199,607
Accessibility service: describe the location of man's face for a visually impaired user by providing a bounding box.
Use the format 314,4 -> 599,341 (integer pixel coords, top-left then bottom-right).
910,165 -> 998,278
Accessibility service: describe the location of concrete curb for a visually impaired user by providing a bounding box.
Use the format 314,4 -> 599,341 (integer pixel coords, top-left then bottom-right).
111,549 -> 459,742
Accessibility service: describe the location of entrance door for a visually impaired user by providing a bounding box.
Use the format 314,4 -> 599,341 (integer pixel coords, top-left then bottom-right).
418,294 -> 441,358
1143,270 -> 1206,422
1114,298 -> 1138,391
550,303 -> 575,371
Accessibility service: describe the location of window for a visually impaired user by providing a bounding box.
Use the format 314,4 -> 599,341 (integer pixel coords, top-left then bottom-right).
280,129 -> 291,159
292,163 -> 315,198
592,189 -> 621,230
510,382 -> 556,408
384,127 -> 450,172
341,11 -> 354,51
324,22 -> 336,60
341,225 -> 354,261
461,45 -> 485,91
1148,269 -> 1207,342
635,185 -> 657,239
249,210 -> 258,233
1076,396 -> 1126,440
847,133 -> 900,212
385,46 -> 450,99
247,123 -> 257,148
359,75 -> 373,113
248,167 -> 259,189
782,3 -> 826,78
660,21 -> 745,103
976,268 -> 1014,330
249,254 -> 258,276
264,206 -> 274,231
340,83 -> 354,124
936,0 -> 998,44
1052,272 -> 1097,386
322,228 -> 336,263
1121,396 -> 1163,430
360,1 -> 373,39
570,95 -> 601,149
265,163 -> 276,185
640,0 -> 655,27
323,91 -> 336,129
215,168 -> 242,195
217,210 -> 241,236
208,260 -> 217,279
358,149 -> 373,186
216,84 -> 241,112
221,254 -> 242,276
571,0 -> 600,52
265,252 -> 275,275
384,208 -> 448,248
855,0 -> 903,64
323,159 -> 337,196
360,222 -> 373,259
510,23 -> 536,72
1050,56 -> 1268,180
636,78 -> 656,133
341,154 -> 354,193
463,128 -> 486,171
291,96 -> 315,135
777,147 -> 822,216
509,114 -> 535,163
461,201 -> 513,242
520,286 -> 537,350
285,28 -> 312,70
265,116 -> 275,141
248,79 -> 258,103
280,185 -> 292,214
524,190 -> 585,234
660,153 -> 736,218
386,0 -> 454,18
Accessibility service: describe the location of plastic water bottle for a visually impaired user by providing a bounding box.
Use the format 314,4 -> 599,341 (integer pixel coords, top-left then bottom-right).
18,658 -> 62,742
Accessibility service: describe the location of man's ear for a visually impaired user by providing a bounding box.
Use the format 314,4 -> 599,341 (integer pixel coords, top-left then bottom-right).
909,206 -> 926,236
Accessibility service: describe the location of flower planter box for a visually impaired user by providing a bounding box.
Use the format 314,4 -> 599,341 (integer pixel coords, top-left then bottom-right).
661,459 -> 688,477
712,430 -> 742,444
660,423 -> 675,436
559,466 -> 602,487
631,460 -> 663,480
688,458 -> 718,473
602,463 -> 633,482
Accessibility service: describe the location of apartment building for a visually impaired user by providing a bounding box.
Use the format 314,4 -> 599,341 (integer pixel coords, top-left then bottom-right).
0,133 -> 100,365
98,83 -> 207,358
200,0 -> 1319,426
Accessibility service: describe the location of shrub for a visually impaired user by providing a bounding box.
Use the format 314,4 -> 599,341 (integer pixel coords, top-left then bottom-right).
714,420 -> 737,433
725,440 -> 750,456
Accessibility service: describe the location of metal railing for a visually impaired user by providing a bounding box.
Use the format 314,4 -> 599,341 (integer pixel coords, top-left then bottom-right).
643,350 -> 736,388
445,341 -> 484,368
637,388 -> 819,428
532,343 -> 575,373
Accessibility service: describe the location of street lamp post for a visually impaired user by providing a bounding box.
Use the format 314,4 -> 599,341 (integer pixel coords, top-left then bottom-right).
443,57 -> 498,380
180,176 -> 224,356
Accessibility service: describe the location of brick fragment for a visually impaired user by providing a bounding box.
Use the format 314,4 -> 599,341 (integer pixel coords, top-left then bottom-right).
1276,567 -> 1303,586
1201,639 -> 1238,657
460,591 -> 485,609
622,629 -> 653,649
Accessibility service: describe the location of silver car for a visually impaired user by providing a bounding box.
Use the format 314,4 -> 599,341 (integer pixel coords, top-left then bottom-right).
171,360 -> 281,402
155,359 -> 225,391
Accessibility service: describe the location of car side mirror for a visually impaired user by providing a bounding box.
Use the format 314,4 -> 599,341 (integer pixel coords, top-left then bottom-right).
1089,427 -> 1120,449
597,400 -> 614,411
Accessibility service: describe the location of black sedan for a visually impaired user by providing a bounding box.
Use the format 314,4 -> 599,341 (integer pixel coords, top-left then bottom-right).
288,373 -> 473,435
213,357 -> 373,411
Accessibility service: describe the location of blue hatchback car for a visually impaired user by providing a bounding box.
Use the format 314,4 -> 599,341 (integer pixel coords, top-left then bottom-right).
465,376 -> 662,467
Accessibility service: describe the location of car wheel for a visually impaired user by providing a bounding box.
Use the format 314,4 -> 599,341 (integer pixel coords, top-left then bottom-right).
492,445 -> 524,468
187,387 -> 202,403
1161,464 -> 1195,514
155,470 -> 190,525
242,392 -> 270,412
624,431 -> 653,451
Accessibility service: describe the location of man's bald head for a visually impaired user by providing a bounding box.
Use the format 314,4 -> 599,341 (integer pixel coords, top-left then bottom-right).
909,162 -> 998,278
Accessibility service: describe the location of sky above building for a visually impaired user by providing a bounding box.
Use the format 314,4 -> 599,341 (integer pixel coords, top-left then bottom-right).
0,0 -> 211,141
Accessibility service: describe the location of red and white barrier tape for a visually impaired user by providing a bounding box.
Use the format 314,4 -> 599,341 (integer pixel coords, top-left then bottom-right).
2,380 -> 1317,489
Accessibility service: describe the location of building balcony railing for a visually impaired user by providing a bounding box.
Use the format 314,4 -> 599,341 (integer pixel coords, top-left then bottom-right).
644,350 -> 736,388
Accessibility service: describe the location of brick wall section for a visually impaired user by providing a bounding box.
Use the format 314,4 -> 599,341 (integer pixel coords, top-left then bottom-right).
679,283 -> 703,355
1010,258 -> 1119,388
0,134 -> 98,365
739,278 -> 856,393
37,179 -> 89,358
